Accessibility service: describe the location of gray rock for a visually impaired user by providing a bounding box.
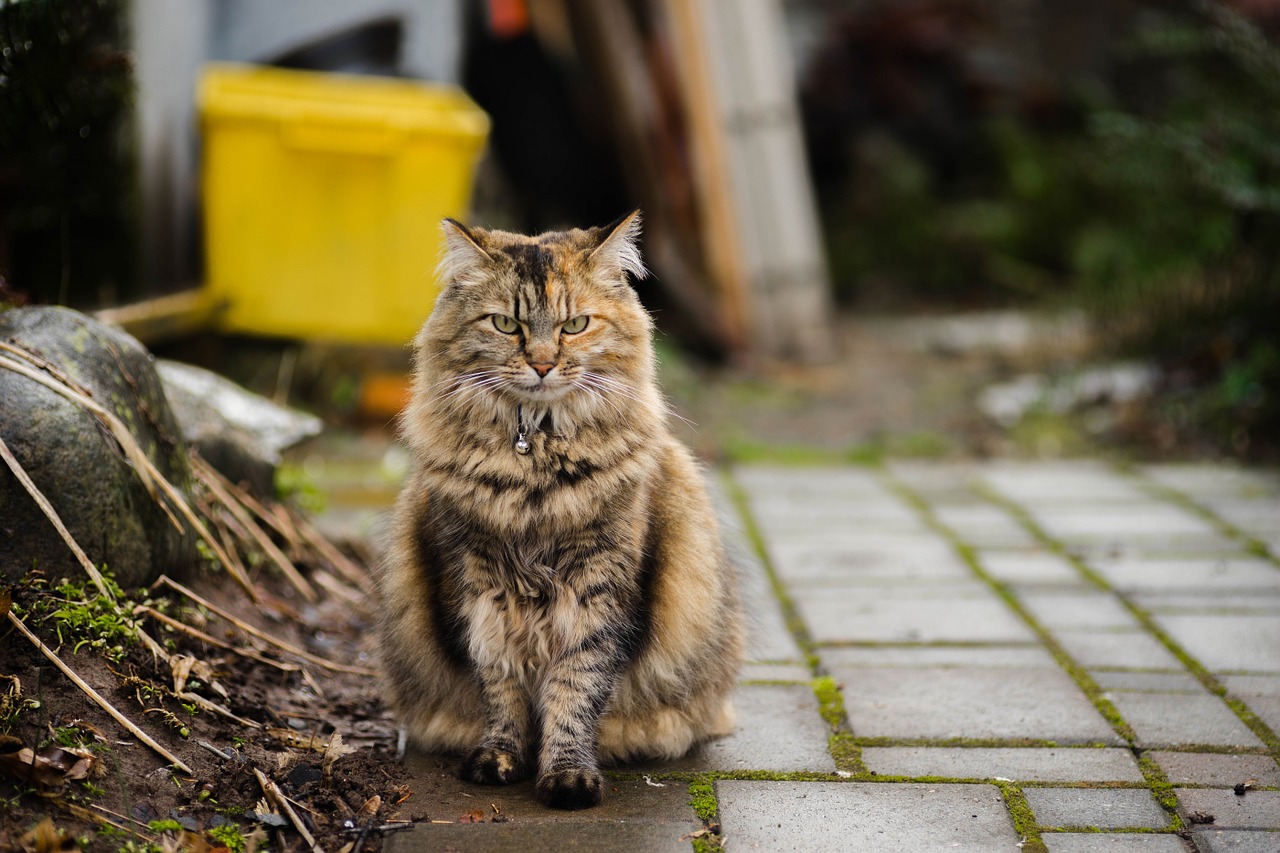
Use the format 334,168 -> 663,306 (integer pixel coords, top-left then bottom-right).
0,306 -> 198,587
157,360 -> 322,496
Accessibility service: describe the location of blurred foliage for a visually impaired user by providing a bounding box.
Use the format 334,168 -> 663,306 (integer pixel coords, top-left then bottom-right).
820,0 -> 1280,457
0,0 -> 138,307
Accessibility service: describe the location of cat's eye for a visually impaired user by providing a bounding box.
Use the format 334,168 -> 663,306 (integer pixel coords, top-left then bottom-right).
562,315 -> 589,334
492,314 -> 520,334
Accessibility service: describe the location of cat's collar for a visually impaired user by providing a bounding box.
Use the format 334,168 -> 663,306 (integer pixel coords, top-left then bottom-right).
514,405 -> 554,455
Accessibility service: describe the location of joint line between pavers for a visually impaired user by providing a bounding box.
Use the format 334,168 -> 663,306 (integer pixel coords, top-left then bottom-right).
977,479 -> 1280,761
879,470 -> 1187,834
722,470 -> 867,774
1120,463 -> 1280,569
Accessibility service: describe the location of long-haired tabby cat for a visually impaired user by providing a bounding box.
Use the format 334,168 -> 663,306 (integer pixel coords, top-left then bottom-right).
376,212 -> 744,810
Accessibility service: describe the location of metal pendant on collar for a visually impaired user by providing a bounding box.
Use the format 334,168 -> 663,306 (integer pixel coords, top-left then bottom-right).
515,405 -> 532,455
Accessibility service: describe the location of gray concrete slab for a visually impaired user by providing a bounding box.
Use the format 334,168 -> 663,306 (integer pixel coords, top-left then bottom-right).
861,747 -> 1144,782
636,684 -> 835,774
713,483 -> 806,664
1023,788 -> 1169,829
1192,829 -> 1280,852
933,504 -> 1040,548
824,647 -> 1123,744
1149,751 -> 1280,788
977,549 -> 1086,585
1176,789 -> 1280,829
1019,592 -> 1142,631
741,662 -> 813,683
1027,505 -> 1221,542
1092,672 -> 1204,693
795,582 -> 1035,644
766,538 -> 973,586
1107,693 -> 1264,748
716,781 -> 1019,852
1054,630 -> 1185,671
1089,555 -> 1280,594
1221,675 -> 1280,695
1146,612 -> 1280,673
1239,695 -> 1280,733
1044,833 -> 1190,852
981,463 -> 1153,505
387,758 -> 701,853
1139,465 -> 1280,499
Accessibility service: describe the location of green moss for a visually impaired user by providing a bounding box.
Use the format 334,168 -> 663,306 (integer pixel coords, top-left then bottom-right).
689,777 -> 718,823
206,825 -> 246,853
994,782 -> 1048,853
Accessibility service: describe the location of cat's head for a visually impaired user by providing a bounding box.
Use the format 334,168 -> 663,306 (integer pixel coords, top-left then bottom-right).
415,212 -> 655,424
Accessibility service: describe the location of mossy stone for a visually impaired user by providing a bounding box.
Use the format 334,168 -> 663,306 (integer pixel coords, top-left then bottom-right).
0,306 -> 198,587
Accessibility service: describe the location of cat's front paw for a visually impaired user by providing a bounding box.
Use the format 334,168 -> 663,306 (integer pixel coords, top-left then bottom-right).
459,746 -> 529,785
536,767 -> 604,810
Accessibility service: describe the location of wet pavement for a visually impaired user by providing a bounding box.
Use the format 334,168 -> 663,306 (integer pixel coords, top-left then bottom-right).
315,451 -> 1280,851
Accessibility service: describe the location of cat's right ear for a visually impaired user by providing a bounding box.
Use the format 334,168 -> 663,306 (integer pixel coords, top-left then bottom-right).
439,218 -> 494,285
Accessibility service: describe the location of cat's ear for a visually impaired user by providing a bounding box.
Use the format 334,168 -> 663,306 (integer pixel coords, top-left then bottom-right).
439,218 -> 494,284
588,210 -> 648,281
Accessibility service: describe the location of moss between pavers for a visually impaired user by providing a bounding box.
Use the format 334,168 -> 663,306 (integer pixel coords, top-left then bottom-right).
972,479 -> 1274,758
882,472 -> 1140,747
994,782 -> 1047,853
1121,465 -> 1280,568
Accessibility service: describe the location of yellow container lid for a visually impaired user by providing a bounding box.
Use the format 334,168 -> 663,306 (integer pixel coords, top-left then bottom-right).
198,62 -> 490,143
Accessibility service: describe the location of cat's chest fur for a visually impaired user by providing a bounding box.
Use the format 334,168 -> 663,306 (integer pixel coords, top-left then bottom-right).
461,566 -> 585,690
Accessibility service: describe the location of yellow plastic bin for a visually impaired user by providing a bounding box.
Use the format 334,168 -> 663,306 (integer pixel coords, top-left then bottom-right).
199,63 -> 490,345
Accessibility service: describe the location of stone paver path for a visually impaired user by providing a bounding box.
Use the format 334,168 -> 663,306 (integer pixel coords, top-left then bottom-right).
388,461 -> 1280,852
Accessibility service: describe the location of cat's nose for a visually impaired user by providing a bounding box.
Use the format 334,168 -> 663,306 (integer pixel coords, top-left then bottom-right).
530,362 -> 555,378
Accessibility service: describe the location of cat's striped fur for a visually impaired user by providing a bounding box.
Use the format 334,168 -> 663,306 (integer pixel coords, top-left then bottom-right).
376,213 -> 744,809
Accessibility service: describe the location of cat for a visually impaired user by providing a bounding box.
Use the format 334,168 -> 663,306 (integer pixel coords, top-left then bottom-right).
375,212 -> 744,810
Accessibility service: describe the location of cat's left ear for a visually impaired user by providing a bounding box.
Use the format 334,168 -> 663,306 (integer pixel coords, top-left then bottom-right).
588,210 -> 648,281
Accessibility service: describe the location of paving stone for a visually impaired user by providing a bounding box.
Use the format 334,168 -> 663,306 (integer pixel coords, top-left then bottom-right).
1221,675 -> 1280,695
733,466 -> 893,500
1138,591 -> 1280,616
1176,789 -> 1280,829
933,504 -> 1039,547
1092,672 -> 1203,693
1192,829 -> 1280,852
978,549 -> 1085,585
741,662 -> 812,683
766,538 -> 972,586
640,684 -> 835,774
1044,834 -> 1189,852
387,761 -> 700,853
1146,612 -> 1280,673
1140,465 -> 1280,499
746,495 -> 925,531
1020,591 -> 1142,630
982,463 -> 1152,505
718,502 -> 804,664
1107,693 -> 1264,748
1054,629 -> 1184,670
824,647 -> 1122,744
1029,505 -> 1221,542
1202,498 -> 1280,539
1149,751 -> 1280,788
1024,787 -> 1168,829
793,582 -> 1035,644
716,781 -> 1018,852
861,747 -> 1144,782
822,644 -> 1049,668
1239,695 -> 1280,733
1090,555 -> 1280,593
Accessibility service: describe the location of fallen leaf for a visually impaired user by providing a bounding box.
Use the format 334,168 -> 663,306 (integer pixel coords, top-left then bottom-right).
357,794 -> 382,819
458,809 -> 485,824
1189,811 -> 1216,824
321,730 -> 356,780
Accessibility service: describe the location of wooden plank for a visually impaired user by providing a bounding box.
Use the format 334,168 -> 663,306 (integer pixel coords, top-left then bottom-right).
94,288 -> 226,345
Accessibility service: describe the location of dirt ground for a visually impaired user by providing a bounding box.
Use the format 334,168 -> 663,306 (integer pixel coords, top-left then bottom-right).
0,308 -> 1219,852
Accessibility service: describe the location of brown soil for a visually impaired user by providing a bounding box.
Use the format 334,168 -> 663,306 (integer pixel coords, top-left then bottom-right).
1,558 -> 410,852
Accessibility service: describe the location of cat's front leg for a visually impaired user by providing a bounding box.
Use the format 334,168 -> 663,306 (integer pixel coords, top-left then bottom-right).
534,587 -> 636,809
459,667 -> 534,785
